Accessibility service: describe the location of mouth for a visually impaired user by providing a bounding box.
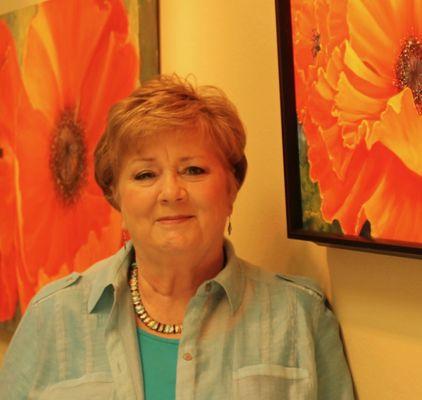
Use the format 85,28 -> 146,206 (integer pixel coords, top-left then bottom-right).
156,215 -> 194,224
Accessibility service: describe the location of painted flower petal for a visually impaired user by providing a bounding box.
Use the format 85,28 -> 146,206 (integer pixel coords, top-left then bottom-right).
80,31 -> 139,147
34,0 -> 111,109
21,22 -> 62,126
368,88 -> 422,175
347,0 -> 405,79
304,115 -> 379,235
73,209 -> 122,272
291,0 -> 348,121
335,72 -> 388,122
0,21 -> 21,321
362,143 -> 422,242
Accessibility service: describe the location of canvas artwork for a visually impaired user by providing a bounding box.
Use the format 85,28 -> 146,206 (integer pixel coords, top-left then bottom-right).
0,0 -> 159,322
276,0 -> 422,256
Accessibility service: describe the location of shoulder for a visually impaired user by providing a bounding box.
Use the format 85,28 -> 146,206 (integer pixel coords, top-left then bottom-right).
239,258 -> 325,302
31,272 -> 82,304
274,273 -> 325,301
30,251 -> 119,305
235,258 -> 328,330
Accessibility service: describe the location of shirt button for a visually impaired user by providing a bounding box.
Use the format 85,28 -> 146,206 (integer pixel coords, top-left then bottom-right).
183,352 -> 193,361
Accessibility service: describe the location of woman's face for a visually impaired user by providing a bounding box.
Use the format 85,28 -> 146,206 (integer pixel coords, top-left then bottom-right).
116,129 -> 236,257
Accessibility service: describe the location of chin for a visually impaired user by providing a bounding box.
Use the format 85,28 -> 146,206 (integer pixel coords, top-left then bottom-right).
157,234 -> 198,253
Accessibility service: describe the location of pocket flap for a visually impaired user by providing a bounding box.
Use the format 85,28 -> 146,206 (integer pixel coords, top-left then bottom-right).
234,364 -> 309,380
39,372 -> 114,400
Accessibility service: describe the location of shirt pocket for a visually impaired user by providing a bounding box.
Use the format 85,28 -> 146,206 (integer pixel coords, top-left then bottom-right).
38,372 -> 115,400
233,364 -> 311,399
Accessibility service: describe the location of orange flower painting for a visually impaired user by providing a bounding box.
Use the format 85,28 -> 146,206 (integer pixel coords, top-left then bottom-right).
0,0 -> 158,320
278,0 -> 421,252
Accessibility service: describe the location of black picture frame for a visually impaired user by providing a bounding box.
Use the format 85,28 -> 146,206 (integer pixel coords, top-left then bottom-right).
274,0 -> 422,258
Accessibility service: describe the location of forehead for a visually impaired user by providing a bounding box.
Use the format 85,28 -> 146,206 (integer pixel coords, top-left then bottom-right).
122,128 -> 224,164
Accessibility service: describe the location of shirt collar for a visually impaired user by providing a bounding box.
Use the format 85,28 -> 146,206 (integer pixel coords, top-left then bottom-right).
87,243 -> 133,313
87,239 -> 245,315
212,239 -> 246,314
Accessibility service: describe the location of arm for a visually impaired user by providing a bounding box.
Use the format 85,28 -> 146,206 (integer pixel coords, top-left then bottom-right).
315,301 -> 355,399
0,302 -> 40,399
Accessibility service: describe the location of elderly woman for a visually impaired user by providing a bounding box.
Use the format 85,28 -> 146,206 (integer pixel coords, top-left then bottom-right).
0,75 -> 354,399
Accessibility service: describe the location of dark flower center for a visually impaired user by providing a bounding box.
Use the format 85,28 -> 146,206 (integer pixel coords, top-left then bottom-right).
311,29 -> 322,59
50,108 -> 87,206
395,36 -> 422,114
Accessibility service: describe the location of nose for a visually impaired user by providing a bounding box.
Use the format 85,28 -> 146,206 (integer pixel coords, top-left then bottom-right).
157,172 -> 187,204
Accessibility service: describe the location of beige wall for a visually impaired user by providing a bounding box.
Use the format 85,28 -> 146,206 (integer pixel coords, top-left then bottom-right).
160,1 -> 422,399
2,0 -> 422,398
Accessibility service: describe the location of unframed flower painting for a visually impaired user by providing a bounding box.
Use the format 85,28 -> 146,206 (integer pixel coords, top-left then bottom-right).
290,0 -> 422,245
0,0 -> 158,321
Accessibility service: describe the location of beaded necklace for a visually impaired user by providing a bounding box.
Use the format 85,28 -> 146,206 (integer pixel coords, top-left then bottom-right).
129,262 -> 183,335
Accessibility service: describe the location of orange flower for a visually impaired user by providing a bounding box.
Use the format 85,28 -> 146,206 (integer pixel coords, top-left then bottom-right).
15,0 -> 139,308
0,21 -> 21,321
302,0 -> 422,241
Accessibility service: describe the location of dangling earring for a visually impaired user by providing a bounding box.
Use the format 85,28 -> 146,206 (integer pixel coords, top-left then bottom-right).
228,217 -> 232,236
122,230 -> 130,250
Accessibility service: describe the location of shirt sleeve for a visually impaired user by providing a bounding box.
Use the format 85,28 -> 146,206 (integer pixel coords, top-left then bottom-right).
0,302 -> 40,399
315,301 -> 355,400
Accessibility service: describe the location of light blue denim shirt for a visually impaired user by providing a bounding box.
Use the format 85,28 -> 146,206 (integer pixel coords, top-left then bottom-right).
0,240 -> 354,399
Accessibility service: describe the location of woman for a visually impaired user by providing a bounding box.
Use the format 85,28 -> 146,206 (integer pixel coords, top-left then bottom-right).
0,75 -> 354,399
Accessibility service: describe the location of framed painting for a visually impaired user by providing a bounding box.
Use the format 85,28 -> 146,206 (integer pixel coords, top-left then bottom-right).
0,0 -> 159,324
275,0 -> 422,257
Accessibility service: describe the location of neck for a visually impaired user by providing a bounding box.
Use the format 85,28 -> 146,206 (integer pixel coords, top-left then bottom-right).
131,242 -> 225,331
131,244 -> 225,332
134,242 -> 225,298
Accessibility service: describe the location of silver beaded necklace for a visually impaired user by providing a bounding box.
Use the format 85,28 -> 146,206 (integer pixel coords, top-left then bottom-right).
129,262 -> 183,335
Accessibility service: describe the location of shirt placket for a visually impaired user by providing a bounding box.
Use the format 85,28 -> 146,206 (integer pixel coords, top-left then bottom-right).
175,287 -> 211,400
105,286 -> 144,400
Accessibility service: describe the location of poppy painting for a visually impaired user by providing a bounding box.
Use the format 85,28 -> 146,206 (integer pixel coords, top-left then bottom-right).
275,0 -> 422,257
0,0 -> 159,322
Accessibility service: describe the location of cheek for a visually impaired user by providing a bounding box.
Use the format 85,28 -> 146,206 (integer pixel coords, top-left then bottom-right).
201,181 -> 233,217
119,199 -> 147,234
118,187 -> 151,222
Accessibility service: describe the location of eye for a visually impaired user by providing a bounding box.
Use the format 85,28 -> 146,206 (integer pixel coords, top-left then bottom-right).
134,171 -> 156,180
184,166 -> 206,175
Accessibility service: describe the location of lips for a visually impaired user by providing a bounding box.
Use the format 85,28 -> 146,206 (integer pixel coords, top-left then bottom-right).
157,215 -> 194,224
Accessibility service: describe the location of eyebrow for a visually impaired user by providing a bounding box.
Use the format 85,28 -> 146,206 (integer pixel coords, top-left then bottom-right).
137,157 -> 155,162
132,156 -> 203,163
179,156 -> 200,162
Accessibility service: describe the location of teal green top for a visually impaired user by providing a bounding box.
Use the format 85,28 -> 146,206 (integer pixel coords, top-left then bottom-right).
137,327 -> 179,400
